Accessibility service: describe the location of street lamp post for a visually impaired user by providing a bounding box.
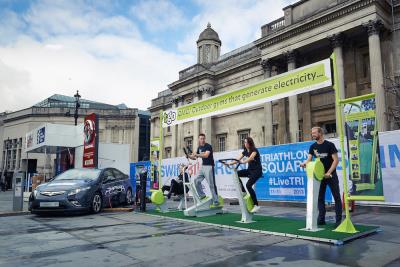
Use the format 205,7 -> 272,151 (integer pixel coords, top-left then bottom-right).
74,90 -> 81,126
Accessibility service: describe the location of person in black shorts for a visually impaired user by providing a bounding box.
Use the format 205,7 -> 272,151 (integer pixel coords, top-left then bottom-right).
162,164 -> 189,199
228,137 -> 263,213
301,126 -> 342,228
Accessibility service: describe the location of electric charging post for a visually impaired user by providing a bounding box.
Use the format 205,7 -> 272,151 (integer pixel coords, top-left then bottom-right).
12,171 -> 25,211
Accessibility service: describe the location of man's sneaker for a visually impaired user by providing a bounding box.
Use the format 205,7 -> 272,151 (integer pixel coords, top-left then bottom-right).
250,205 -> 260,213
200,195 -> 208,201
317,220 -> 326,226
210,201 -> 222,208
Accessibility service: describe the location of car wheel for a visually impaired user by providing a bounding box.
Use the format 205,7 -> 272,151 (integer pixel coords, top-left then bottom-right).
91,192 -> 102,214
125,188 -> 132,205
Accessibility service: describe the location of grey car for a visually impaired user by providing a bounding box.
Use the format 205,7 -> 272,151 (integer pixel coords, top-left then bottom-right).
29,168 -> 133,214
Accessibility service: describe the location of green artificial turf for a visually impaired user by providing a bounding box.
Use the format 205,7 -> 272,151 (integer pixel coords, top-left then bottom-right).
146,210 -> 378,242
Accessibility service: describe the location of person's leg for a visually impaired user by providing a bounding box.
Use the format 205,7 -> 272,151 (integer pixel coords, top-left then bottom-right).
168,179 -> 179,198
318,180 -> 328,223
327,173 -> 342,223
161,185 -> 170,194
194,170 -> 206,199
246,175 -> 260,206
237,169 -> 249,193
176,181 -> 184,195
204,166 -> 219,204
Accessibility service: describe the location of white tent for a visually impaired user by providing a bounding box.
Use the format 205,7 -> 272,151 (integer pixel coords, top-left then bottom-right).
25,123 -> 84,154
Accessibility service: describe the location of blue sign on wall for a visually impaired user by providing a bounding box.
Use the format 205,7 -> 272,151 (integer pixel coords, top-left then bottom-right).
37,127 -> 45,144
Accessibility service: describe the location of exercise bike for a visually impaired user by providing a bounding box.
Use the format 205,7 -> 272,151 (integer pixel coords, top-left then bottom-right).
151,172 -> 188,213
219,158 -> 255,223
182,147 -> 224,217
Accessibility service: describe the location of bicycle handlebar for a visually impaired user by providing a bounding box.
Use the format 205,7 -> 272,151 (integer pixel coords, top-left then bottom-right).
218,158 -> 241,170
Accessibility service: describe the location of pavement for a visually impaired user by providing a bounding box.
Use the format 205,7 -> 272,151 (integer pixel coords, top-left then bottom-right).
0,190 -> 28,214
0,199 -> 399,267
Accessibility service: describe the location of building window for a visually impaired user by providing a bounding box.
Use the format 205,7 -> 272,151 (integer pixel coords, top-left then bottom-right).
298,122 -> 303,142
112,127 -> 119,143
184,137 -> 193,152
217,134 -> 227,152
322,122 -> 337,137
165,147 -> 171,158
272,124 -> 278,145
362,53 -> 370,78
238,129 -> 250,149
167,126 -> 171,133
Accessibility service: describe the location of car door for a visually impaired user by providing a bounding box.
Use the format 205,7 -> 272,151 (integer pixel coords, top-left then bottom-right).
112,169 -> 128,204
101,169 -> 118,207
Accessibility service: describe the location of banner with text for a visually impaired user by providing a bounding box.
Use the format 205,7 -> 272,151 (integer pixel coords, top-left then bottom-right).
162,59 -> 332,127
159,145 -> 332,202
154,131 -> 399,204
343,96 -> 384,201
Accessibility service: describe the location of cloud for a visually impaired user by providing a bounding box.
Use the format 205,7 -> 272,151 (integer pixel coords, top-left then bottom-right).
178,0 -> 289,56
131,0 -> 186,31
0,59 -> 33,112
0,0 -> 189,112
0,10 -> 27,45
0,0 -> 296,113
23,0 -> 140,39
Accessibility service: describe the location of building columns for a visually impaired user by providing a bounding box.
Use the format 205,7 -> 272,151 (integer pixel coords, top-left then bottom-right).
171,97 -> 179,158
177,97 -> 184,156
193,90 -> 200,151
364,20 -> 387,131
329,33 -> 345,135
261,59 -> 273,146
286,50 -> 299,143
202,87 -> 214,143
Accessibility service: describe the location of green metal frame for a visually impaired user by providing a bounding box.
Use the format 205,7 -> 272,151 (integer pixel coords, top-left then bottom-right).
331,52 -> 358,233
158,110 -> 164,190
149,111 -> 165,207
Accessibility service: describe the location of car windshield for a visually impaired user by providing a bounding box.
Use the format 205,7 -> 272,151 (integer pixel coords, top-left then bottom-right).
53,169 -> 101,181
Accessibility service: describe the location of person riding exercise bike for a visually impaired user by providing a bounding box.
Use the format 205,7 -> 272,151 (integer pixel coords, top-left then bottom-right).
226,137 -> 262,213
188,133 -> 220,207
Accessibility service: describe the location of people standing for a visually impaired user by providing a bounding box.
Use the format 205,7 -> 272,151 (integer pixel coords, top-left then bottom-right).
188,133 -> 220,206
301,127 -> 342,227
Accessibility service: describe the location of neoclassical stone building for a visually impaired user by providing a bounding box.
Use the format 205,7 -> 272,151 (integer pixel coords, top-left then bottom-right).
0,94 -> 150,186
149,0 -> 400,158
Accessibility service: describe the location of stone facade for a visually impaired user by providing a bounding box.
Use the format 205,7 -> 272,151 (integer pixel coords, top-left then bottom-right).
0,95 -> 150,186
149,0 -> 400,158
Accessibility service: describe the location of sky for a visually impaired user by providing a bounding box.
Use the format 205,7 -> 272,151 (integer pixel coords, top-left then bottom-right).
0,0 -> 297,112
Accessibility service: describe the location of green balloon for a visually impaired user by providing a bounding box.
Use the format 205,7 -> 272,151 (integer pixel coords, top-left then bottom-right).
151,190 -> 165,205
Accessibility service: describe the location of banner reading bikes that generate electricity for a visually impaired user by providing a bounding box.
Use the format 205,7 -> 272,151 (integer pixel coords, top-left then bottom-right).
162,58 -> 332,127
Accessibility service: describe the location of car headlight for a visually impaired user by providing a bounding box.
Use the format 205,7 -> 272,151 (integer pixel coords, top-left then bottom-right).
68,187 -> 91,196
33,189 -> 38,198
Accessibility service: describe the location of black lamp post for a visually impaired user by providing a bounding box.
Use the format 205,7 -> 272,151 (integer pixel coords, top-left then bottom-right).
74,90 -> 81,126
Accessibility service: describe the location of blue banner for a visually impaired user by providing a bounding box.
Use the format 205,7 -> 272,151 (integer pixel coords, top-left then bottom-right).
130,161 -> 152,197
256,142 -> 333,202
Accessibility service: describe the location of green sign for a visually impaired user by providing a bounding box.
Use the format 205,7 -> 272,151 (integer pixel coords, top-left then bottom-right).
343,94 -> 384,201
162,58 -> 332,127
